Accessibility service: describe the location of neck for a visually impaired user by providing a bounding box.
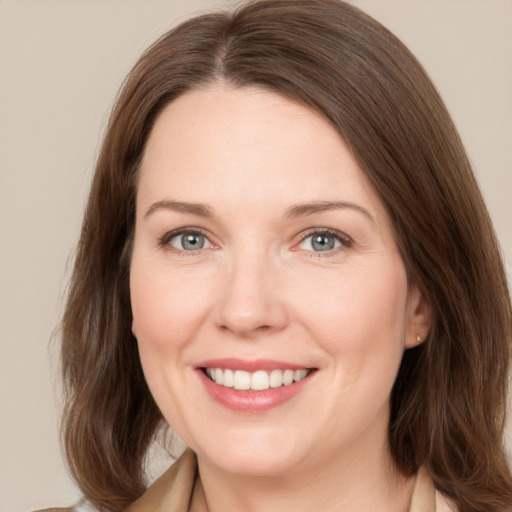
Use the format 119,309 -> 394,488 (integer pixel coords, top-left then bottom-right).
190,419 -> 414,512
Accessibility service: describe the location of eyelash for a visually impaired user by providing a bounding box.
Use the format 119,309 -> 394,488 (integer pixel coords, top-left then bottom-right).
158,227 -> 212,254
296,228 -> 353,256
158,227 -> 353,256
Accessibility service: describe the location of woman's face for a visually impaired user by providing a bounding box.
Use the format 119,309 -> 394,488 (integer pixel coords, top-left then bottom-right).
130,85 -> 429,477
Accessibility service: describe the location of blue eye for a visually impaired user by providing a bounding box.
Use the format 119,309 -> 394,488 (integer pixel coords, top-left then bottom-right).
298,231 -> 347,252
169,232 -> 211,251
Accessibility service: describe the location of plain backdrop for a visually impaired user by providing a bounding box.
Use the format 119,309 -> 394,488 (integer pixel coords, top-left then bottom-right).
1,1 -> 511,510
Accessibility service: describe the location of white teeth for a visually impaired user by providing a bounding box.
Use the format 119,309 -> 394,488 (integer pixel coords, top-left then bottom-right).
205,367 -> 310,390
223,368 -> 234,387
269,369 -> 283,388
233,370 -> 251,390
294,369 -> 308,382
251,370 -> 269,391
214,368 -> 223,385
283,369 -> 294,386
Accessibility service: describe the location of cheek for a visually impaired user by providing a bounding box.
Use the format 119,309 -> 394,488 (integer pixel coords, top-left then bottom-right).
130,258 -> 215,356
129,257 -> 218,433
291,261 -> 409,361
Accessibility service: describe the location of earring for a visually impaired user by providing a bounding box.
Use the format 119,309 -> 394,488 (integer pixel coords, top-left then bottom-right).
416,334 -> 422,343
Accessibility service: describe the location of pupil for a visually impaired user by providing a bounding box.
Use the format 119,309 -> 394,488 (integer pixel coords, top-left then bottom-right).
182,234 -> 204,250
312,235 -> 334,251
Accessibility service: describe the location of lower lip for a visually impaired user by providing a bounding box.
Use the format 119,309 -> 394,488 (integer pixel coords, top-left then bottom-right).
197,369 -> 313,412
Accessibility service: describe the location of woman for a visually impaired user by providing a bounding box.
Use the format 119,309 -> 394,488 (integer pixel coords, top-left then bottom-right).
49,0 -> 512,511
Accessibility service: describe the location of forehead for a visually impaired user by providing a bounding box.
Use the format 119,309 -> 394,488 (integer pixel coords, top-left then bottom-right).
137,85 -> 386,224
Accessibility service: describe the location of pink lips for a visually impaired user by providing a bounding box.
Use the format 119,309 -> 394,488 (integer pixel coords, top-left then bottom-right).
196,358 -> 315,413
197,358 -> 308,372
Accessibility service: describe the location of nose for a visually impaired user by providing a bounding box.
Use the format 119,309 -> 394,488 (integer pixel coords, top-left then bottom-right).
214,250 -> 288,338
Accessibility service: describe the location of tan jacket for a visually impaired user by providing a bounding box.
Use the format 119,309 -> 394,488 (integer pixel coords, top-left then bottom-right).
38,449 -> 457,512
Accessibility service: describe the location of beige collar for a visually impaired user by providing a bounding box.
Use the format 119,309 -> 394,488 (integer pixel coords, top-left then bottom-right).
127,449 -> 443,512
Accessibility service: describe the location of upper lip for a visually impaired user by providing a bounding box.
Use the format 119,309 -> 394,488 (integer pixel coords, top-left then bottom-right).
196,358 -> 313,372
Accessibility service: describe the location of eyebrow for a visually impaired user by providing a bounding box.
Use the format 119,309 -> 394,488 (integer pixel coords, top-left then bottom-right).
144,199 -> 374,223
144,200 -> 213,219
284,200 -> 374,223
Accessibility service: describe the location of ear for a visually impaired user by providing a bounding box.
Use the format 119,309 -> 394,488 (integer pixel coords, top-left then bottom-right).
405,285 -> 432,349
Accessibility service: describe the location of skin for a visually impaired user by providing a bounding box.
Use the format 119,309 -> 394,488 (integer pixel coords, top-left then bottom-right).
130,85 -> 431,512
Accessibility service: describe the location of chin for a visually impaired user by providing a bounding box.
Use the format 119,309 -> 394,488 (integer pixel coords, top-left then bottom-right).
194,428 -> 306,477
210,450 -> 302,477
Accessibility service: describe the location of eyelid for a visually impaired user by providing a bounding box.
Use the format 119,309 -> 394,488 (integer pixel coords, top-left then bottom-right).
158,226 -> 216,252
294,228 -> 353,254
157,226 -> 352,255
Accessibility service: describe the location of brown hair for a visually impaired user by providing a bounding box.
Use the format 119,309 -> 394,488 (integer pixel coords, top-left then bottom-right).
61,1 -> 512,510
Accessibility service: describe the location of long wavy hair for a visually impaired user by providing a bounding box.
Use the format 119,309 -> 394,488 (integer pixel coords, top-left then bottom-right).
60,1 -> 512,510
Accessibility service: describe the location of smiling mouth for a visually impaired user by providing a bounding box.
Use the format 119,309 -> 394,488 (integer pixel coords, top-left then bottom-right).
202,367 -> 314,391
